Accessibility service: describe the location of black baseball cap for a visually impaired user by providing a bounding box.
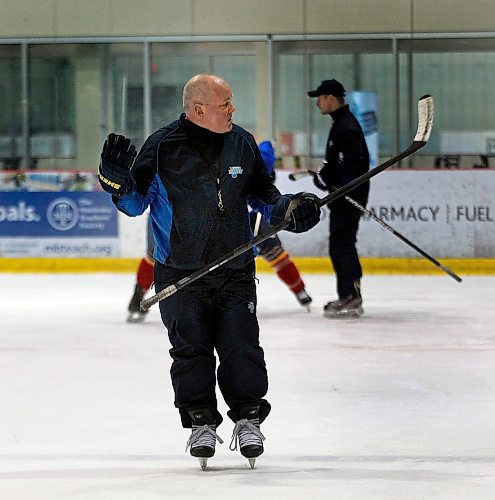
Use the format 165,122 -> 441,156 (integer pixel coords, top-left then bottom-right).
307,79 -> 346,98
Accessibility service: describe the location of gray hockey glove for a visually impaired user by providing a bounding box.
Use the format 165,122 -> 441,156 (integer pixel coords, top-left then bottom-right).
270,192 -> 321,233
98,133 -> 137,197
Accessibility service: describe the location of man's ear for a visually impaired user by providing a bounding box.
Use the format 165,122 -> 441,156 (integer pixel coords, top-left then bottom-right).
193,103 -> 205,117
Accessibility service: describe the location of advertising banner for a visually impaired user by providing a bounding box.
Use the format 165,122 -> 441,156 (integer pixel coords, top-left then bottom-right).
0,172 -> 118,257
275,170 -> 495,258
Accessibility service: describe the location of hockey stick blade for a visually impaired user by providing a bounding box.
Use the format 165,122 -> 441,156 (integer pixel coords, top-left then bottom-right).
288,170 -> 315,182
414,94 -> 434,143
290,96 -> 433,202
140,96 -> 434,311
318,95 -> 433,208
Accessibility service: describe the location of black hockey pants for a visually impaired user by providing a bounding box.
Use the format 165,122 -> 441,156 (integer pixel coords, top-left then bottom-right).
154,261 -> 270,428
329,201 -> 363,299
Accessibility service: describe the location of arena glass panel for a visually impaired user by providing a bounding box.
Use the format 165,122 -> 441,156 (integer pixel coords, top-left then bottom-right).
108,44 -> 145,150
399,38 -> 495,168
274,40 -> 394,170
149,43 -> 256,135
0,45 -> 22,170
27,45 -> 77,170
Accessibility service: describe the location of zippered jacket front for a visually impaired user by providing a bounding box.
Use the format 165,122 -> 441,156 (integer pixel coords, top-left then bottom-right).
114,113 -> 281,269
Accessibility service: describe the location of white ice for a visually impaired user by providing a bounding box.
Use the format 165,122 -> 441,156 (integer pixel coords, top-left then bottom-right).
1,271 -> 495,499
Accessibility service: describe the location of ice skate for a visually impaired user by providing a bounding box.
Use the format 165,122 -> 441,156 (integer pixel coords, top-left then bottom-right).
324,281 -> 363,318
198,457 -> 208,471
185,409 -> 223,470
127,284 -> 148,323
323,294 -> 363,318
295,289 -> 312,312
127,310 -> 147,323
229,404 -> 265,468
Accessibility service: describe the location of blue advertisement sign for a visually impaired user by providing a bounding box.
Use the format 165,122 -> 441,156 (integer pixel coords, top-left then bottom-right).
347,91 -> 379,168
0,192 -> 117,237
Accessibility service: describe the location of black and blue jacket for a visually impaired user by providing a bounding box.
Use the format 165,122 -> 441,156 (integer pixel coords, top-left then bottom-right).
114,114 -> 281,269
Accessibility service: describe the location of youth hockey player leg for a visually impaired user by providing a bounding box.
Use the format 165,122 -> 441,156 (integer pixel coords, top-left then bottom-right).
259,234 -> 312,311
127,284 -> 149,323
229,404 -> 265,469
127,257 -> 154,323
185,408 -> 224,470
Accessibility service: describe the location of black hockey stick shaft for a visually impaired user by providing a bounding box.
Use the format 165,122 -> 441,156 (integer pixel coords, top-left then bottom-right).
290,171 -> 462,282
140,217 -> 291,310
334,190 -> 462,282
140,95 -> 433,311
309,177 -> 460,281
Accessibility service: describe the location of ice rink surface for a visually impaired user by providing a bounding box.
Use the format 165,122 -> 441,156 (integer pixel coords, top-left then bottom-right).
1,271 -> 495,499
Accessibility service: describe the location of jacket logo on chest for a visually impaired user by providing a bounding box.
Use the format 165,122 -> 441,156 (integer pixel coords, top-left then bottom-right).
228,166 -> 243,178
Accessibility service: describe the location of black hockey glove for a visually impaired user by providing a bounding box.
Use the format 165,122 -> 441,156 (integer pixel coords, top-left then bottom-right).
270,192 -> 321,233
98,133 -> 137,197
310,170 -> 329,192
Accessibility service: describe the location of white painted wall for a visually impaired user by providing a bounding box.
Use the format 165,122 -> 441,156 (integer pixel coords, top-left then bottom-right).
118,210 -> 149,257
3,0 -> 495,38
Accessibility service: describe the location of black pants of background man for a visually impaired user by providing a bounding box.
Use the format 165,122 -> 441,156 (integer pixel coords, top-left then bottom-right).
154,261 -> 271,428
328,201 -> 364,299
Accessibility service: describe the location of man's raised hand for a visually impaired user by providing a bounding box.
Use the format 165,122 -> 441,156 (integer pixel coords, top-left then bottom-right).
98,133 -> 137,197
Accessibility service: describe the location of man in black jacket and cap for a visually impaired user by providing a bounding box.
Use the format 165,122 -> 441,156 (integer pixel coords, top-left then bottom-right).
308,78 -> 370,318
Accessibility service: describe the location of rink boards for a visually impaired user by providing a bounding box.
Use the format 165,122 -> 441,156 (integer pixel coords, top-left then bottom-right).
1,170 -> 494,273
275,169 -> 495,259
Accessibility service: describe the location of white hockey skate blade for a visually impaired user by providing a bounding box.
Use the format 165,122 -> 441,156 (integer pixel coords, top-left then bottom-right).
323,306 -> 363,319
198,457 -> 208,471
248,458 -> 256,469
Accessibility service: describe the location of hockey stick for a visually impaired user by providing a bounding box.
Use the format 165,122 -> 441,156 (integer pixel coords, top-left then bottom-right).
289,170 -> 462,282
140,95 -> 433,311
